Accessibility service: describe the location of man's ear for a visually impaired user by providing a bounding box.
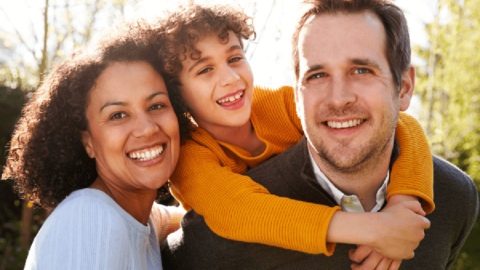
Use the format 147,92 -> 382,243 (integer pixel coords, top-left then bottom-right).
80,131 -> 95,159
399,65 -> 415,111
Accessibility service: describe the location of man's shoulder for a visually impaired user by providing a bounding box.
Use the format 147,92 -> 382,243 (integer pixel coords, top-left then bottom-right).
432,155 -> 477,198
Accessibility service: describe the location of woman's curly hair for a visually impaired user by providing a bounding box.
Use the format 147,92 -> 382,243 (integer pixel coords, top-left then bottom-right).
146,1 -> 256,139
2,20 -> 180,208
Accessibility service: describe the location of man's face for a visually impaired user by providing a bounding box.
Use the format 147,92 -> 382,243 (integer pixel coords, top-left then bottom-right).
296,11 -> 411,173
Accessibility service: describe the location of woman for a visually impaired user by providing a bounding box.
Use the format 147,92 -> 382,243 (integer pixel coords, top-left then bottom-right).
149,1 -> 433,262
2,20 -> 184,269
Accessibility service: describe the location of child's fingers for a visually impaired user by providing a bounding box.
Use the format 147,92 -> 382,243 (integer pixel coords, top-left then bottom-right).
349,245 -> 374,263
388,259 -> 402,270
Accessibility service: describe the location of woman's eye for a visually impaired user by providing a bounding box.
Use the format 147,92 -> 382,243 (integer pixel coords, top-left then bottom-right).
149,104 -> 165,111
355,68 -> 370,74
198,68 -> 212,75
110,112 -> 127,120
229,57 -> 243,63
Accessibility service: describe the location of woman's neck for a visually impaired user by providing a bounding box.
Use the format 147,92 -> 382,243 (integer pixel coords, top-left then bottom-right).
207,119 -> 266,157
89,177 -> 156,226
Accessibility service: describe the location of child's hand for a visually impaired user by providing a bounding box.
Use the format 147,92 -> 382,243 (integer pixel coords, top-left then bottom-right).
349,245 -> 401,270
387,194 -> 421,207
368,200 -> 430,260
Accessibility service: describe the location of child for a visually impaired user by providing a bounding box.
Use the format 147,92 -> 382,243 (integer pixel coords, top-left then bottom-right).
151,1 -> 434,257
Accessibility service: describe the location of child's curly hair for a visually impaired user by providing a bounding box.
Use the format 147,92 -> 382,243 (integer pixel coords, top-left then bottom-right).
1,20 -> 182,208
147,1 -> 256,138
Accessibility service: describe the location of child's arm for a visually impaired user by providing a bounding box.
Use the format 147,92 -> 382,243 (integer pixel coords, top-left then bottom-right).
171,139 -> 340,254
389,112 -> 434,213
170,139 -> 430,256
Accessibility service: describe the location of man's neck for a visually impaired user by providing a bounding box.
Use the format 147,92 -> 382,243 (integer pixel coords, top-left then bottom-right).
308,139 -> 394,212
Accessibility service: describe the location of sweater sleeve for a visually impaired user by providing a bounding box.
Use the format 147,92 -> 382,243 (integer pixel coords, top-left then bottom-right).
170,139 -> 340,255
25,197 -> 131,270
388,112 -> 435,214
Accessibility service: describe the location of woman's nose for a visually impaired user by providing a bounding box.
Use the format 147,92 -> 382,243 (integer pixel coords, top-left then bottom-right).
132,113 -> 160,138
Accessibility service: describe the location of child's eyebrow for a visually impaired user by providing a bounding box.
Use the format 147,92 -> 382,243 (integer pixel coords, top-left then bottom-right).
227,45 -> 243,52
188,56 -> 212,72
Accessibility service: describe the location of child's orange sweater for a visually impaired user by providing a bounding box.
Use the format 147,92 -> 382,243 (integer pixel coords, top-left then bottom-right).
170,85 -> 434,255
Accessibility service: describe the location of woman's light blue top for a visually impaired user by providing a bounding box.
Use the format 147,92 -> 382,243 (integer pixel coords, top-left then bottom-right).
24,188 -> 162,270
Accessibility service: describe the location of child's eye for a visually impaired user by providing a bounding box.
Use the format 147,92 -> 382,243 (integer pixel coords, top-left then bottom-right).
229,57 -> 243,63
198,68 -> 212,75
149,104 -> 165,111
110,112 -> 128,120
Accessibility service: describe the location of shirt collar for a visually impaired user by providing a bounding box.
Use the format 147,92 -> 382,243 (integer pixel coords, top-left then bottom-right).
307,147 -> 390,213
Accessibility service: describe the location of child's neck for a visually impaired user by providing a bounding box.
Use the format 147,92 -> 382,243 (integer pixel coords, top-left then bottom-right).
209,119 -> 266,157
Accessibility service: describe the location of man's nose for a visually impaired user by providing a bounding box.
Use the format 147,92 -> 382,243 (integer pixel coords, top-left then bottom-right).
132,113 -> 160,138
325,75 -> 357,109
219,65 -> 240,87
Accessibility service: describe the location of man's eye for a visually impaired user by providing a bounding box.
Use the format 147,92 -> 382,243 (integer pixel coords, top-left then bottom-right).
307,73 -> 325,80
229,57 -> 243,63
149,104 -> 165,111
355,68 -> 370,74
198,68 -> 212,75
110,112 -> 127,120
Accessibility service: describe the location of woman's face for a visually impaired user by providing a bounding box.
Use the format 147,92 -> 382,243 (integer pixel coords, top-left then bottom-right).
178,31 -> 254,134
82,61 -> 180,191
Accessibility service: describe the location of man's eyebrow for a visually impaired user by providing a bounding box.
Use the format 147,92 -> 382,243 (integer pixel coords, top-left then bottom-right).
351,58 -> 381,69
188,56 -> 212,73
100,101 -> 127,112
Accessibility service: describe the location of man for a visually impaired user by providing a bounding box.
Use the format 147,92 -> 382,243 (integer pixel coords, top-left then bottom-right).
161,0 -> 479,269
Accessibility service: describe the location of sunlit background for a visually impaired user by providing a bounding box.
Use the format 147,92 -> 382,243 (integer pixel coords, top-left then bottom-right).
0,0 -> 479,269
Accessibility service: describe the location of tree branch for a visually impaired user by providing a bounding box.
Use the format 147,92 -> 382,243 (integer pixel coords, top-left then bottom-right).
0,7 -> 37,60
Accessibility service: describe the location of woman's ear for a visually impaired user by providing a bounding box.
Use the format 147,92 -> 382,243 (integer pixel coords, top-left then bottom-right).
80,131 -> 95,159
399,65 -> 415,111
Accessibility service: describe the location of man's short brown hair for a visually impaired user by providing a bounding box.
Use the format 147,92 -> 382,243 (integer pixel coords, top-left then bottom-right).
292,0 -> 411,91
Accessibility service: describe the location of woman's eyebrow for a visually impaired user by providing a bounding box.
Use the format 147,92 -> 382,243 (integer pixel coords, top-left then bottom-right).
100,92 -> 167,112
100,101 -> 127,112
146,92 -> 167,101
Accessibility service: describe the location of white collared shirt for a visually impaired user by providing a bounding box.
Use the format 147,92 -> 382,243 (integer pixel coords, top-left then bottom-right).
308,148 -> 389,213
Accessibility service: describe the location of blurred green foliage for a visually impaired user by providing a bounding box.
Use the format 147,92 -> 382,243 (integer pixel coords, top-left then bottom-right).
414,0 -> 480,269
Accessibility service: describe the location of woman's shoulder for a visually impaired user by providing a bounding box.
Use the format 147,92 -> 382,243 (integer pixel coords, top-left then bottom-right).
39,188 -> 128,244
25,189 -> 132,270
53,189 -> 126,223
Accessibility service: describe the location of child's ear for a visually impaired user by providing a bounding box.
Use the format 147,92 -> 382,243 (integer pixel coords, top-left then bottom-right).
80,131 -> 95,159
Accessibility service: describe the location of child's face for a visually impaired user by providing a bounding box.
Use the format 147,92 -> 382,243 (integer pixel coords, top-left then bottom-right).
178,31 -> 254,134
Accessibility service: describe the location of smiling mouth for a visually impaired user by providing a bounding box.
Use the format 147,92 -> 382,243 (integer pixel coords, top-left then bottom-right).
325,119 -> 365,129
216,90 -> 244,105
127,144 -> 166,162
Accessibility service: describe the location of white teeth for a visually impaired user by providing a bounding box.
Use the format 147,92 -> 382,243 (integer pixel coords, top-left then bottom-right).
327,119 -> 364,129
217,91 -> 244,104
128,145 -> 165,162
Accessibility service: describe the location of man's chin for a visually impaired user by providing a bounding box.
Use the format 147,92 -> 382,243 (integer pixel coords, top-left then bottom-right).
316,146 -> 376,174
